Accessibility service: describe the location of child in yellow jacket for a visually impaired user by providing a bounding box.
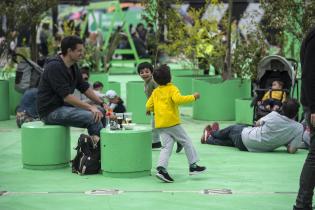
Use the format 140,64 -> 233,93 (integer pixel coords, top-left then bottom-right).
146,65 -> 206,183
261,80 -> 286,111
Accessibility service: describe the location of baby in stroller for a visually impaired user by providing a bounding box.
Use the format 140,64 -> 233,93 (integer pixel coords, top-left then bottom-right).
253,55 -> 297,121
258,80 -> 286,111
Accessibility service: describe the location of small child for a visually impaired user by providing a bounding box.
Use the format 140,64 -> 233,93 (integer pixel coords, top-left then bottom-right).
260,80 -> 286,111
146,64 -> 206,183
92,81 -> 106,100
138,62 -> 183,152
105,89 -> 126,113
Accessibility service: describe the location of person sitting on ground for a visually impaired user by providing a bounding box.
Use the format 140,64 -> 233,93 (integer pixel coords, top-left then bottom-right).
259,80 -> 287,111
201,98 -> 303,153
104,90 -> 126,113
146,64 -> 206,183
16,88 -> 39,128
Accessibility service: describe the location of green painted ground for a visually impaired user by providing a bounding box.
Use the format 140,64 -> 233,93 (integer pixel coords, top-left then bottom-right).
0,75 -> 310,210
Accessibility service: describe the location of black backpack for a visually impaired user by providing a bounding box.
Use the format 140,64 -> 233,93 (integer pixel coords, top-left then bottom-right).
71,134 -> 101,175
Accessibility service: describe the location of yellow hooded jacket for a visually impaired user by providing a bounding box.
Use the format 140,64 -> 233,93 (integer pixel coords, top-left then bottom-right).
146,83 -> 196,128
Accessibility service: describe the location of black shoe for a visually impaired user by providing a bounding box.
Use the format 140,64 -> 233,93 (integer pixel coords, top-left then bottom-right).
152,142 -> 162,149
156,170 -> 174,183
176,142 -> 183,153
189,165 -> 206,175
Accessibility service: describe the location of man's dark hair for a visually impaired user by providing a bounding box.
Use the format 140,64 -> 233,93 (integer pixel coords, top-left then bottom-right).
80,66 -> 90,77
153,64 -> 171,85
137,62 -> 153,74
61,35 -> 83,55
281,98 -> 300,119
93,81 -> 104,89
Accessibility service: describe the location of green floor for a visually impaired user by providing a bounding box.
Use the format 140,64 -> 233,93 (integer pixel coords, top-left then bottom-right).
0,75 -> 309,210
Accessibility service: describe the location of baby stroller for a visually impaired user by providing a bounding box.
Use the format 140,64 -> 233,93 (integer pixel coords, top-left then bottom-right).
252,55 -> 298,121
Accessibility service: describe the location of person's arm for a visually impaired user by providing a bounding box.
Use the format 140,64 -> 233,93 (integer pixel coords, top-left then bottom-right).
286,125 -> 304,154
83,88 -> 104,105
145,94 -> 154,115
261,91 -> 269,101
171,87 -> 196,105
64,94 -> 103,122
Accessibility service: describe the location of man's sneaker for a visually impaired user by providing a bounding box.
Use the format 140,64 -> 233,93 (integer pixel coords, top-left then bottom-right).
201,124 -> 212,144
176,142 -> 183,153
211,122 -> 220,133
189,165 -> 206,175
152,142 -> 162,149
156,170 -> 174,183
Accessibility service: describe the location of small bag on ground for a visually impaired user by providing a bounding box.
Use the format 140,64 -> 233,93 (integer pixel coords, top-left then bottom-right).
71,134 -> 101,175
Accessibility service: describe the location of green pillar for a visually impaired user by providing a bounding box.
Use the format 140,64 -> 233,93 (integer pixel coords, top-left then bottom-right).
100,126 -> 152,178
126,81 -> 150,124
0,80 -> 10,120
108,81 -> 121,96
235,98 -> 253,125
9,77 -> 22,115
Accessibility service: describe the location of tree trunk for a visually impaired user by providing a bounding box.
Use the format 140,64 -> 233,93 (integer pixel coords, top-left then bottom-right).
30,24 -> 38,62
223,0 -> 233,80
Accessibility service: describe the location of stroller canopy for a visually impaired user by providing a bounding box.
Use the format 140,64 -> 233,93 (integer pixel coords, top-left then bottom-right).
257,55 -> 295,88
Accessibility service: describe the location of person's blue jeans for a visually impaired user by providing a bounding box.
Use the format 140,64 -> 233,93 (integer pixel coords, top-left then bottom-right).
17,88 -> 39,118
206,124 -> 248,151
294,107 -> 315,210
42,106 -> 103,137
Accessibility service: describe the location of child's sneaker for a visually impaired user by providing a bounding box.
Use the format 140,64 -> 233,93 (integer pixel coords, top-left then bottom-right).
200,124 -> 212,144
152,142 -> 162,149
156,170 -> 174,183
189,165 -> 207,175
211,122 -> 220,133
176,142 -> 183,153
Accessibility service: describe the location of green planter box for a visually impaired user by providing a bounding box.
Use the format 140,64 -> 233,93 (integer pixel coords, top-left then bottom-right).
9,77 -> 22,115
108,81 -> 121,96
193,78 -> 251,121
126,81 -> 150,124
173,75 -> 213,106
0,80 -> 10,120
89,72 -> 109,93
170,69 -> 193,76
235,98 -> 253,125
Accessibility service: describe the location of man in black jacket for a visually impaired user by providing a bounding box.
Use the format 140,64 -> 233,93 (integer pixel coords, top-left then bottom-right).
294,27 -> 315,210
37,36 -> 105,143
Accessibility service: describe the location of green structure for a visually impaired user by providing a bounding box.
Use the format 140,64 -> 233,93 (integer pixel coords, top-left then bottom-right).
126,81 -> 151,124
82,1 -> 149,74
235,98 -> 253,125
100,126 -> 152,178
0,80 -> 10,120
21,121 -> 70,170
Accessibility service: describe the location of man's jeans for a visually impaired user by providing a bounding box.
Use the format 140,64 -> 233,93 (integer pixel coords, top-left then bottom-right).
17,88 -> 39,118
206,124 -> 248,151
42,106 -> 103,137
294,107 -> 315,210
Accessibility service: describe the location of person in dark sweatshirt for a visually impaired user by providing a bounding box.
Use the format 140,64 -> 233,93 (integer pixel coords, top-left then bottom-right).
294,27 -> 315,210
37,35 -> 105,143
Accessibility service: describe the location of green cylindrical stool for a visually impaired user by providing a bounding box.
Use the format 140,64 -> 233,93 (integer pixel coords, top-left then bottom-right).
21,121 -> 70,170
0,80 -> 10,121
101,126 -> 152,178
126,81 -> 150,124
9,77 -> 22,115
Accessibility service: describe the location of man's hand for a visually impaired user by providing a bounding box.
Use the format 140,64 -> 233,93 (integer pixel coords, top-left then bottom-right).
311,113 -> 315,127
89,106 -> 103,123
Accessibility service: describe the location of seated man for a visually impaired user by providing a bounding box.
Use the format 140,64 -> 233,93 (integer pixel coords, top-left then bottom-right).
201,99 -> 303,153
37,36 -> 105,143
